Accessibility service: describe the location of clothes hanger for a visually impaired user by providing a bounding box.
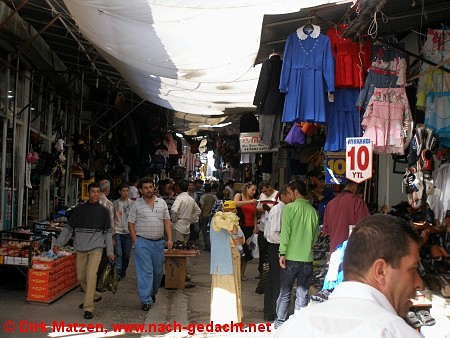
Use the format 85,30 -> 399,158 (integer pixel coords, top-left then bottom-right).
302,16 -> 315,35
269,49 -> 279,58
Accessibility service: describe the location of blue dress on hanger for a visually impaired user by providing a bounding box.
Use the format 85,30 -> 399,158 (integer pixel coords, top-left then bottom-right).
280,26 -> 335,123
324,88 -> 362,152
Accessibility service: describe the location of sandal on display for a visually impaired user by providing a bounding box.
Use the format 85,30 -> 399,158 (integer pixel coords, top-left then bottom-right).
405,311 -> 423,329
416,310 -> 436,326
438,276 -> 450,298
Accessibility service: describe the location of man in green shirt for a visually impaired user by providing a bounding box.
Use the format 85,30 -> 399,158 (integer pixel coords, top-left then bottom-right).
274,179 -> 318,329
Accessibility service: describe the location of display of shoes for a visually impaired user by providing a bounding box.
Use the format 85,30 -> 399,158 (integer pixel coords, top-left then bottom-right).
310,288 -> 333,302
415,310 -> 436,326
405,311 -> 422,329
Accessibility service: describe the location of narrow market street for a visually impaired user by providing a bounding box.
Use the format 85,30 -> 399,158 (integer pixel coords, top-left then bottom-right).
1,244 -> 450,338
0,247 -> 270,338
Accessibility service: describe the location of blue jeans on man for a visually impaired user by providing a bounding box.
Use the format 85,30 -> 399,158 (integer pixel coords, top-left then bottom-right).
114,233 -> 132,278
275,260 -> 313,328
134,237 -> 165,305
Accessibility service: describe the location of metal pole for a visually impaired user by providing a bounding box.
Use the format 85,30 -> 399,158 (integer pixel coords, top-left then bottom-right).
10,56 -> 19,228
95,99 -> 146,143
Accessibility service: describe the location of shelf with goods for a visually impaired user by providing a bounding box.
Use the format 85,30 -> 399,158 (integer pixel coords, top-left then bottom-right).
27,252 -> 78,304
0,227 -> 52,268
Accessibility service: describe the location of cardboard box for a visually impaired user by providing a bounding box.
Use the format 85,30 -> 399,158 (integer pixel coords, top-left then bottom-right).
27,293 -> 52,303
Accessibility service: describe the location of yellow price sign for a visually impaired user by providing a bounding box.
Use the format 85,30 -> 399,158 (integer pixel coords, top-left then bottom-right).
325,152 -> 346,184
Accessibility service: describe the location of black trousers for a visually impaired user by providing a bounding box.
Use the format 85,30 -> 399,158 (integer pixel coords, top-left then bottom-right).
258,230 -> 269,274
264,242 -> 280,320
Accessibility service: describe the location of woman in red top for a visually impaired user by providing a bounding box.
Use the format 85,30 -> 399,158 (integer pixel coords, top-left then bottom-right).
233,182 -> 257,280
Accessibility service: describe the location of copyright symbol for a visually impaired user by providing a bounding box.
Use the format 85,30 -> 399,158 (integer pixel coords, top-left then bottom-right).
4,320 -> 16,333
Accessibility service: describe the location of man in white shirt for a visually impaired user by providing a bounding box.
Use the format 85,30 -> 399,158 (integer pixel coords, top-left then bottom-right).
171,180 -> 201,242
274,214 -> 423,338
171,179 -> 201,282
256,181 -> 279,277
263,185 -> 291,322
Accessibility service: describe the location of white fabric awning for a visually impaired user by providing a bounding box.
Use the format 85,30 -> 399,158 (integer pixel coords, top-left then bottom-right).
63,0 -> 339,117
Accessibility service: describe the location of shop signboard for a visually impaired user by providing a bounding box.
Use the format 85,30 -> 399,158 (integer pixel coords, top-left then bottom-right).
345,137 -> 373,183
239,133 -> 273,153
325,152 -> 346,184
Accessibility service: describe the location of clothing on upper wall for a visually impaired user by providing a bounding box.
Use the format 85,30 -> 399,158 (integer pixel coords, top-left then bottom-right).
253,54 -> 285,115
425,91 -> 450,147
356,58 -> 406,111
324,88 -> 362,152
327,24 -> 372,89
361,87 -> 412,154
280,25 -> 335,124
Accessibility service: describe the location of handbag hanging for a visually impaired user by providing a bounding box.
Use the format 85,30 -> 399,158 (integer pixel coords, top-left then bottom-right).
284,123 -> 305,145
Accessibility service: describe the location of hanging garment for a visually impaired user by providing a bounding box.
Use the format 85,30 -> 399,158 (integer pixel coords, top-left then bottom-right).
417,70 -> 450,109
259,114 -> 281,148
164,133 -> 179,155
421,28 -> 450,64
427,163 -> 450,224
327,24 -> 372,88
425,91 -> 450,147
356,58 -> 406,111
417,28 -> 450,109
324,88 -> 362,152
280,25 -> 334,123
253,54 -> 285,115
371,40 -> 405,62
362,87 -> 412,154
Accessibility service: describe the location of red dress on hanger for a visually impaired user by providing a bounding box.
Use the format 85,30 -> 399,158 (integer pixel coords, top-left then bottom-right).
327,24 -> 372,88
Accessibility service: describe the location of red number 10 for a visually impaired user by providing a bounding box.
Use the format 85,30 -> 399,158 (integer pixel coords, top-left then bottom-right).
348,146 -> 369,171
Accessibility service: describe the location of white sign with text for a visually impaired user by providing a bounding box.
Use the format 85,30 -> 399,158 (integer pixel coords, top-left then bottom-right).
345,137 -> 373,183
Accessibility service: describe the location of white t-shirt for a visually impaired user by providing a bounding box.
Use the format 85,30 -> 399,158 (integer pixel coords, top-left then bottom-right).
273,281 -> 421,338
257,190 -> 279,231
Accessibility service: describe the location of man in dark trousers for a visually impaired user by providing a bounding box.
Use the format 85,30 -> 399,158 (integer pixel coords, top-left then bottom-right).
275,179 -> 318,328
53,182 -> 114,320
263,185 -> 292,321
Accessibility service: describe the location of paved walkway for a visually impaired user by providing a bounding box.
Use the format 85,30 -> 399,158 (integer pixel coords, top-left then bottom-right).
0,248 -> 268,338
0,248 -> 449,337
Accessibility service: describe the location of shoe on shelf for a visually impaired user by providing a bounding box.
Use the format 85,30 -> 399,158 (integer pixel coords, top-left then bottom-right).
79,297 -> 102,309
416,310 -> 436,326
311,289 -> 333,302
84,311 -> 93,320
141,303 -> 151,311
405,311 -> 422,329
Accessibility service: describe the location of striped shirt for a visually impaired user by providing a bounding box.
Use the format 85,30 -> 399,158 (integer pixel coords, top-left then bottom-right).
127,197 -> 170,239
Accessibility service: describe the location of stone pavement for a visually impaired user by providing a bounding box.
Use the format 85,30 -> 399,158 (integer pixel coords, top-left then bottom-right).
0,247 -> 270,338
1,247 -> 449,338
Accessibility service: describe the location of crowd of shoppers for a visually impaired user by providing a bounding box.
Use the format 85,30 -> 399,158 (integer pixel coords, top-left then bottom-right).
51,173 -> 432,338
